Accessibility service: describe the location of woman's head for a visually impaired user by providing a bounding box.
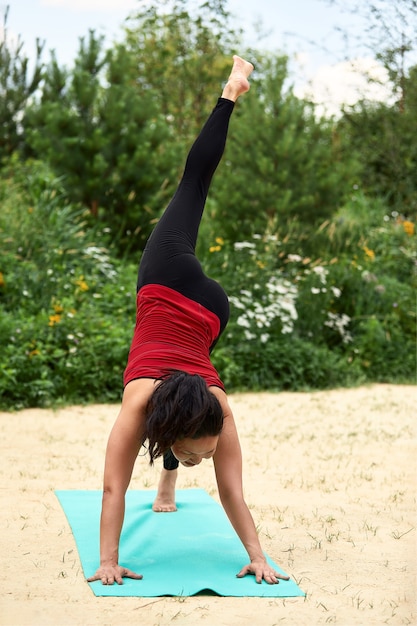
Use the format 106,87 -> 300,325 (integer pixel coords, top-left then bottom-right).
144,371 -> 224,465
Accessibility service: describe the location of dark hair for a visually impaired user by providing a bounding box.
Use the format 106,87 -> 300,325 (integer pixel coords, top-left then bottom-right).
144,371 -> 224,465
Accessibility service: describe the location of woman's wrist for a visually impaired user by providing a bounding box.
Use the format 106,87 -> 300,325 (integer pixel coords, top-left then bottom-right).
99,547 -> 119,566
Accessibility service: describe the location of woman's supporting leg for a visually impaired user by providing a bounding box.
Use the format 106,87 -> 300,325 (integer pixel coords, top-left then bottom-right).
152,467 -> 178,513
163,448 -> 179,470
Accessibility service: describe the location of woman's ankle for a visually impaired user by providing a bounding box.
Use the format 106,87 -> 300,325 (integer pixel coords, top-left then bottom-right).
221,55 -> 254,102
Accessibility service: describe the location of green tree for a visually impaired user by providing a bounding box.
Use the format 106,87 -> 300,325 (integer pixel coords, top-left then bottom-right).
24,31 -> 173,253
23,0 -> 243,254
124,0 -> 241,142
0,5 -> 44,163
207,53 -> 353,245
336,64 -> 417,216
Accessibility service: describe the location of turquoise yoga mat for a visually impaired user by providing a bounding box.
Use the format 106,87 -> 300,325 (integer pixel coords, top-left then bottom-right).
56,489 -> 304,598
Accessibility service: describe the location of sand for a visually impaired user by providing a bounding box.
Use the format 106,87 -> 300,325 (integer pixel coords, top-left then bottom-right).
0,384 -> 416,626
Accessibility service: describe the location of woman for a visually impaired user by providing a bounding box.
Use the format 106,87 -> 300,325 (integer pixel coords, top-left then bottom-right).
87,56 -> 289,587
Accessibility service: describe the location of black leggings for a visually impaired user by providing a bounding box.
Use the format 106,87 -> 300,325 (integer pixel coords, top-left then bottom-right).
137,98 -> 235,471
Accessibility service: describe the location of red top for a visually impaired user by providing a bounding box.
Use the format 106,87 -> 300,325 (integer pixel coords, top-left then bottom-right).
123,284 -> 225,390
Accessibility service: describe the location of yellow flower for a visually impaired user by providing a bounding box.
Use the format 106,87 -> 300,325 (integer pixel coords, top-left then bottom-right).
215,237 -> 224,246
29,349 -> 40,358
75,277 -> 89,291
53,303 -> 64,314
403,220 -> 414,236
363,246 -> 375,261
48,314 -> 62,327
209,245 -> 221,253
256,260 -> 266,269
0,272 -> 4,287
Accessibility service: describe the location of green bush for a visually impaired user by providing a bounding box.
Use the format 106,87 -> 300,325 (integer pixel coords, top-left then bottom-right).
0,277 -> 137,409
1,162 -> 415,409
212,336 -> 363,391
0,162 -> 138,409
199,200 -> 416,390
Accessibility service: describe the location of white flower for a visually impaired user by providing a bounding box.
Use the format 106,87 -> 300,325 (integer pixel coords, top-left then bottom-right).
312,266 -> 328,284
279,301 -> 298,320
229,296 -> 245,310
231,301 -> 245,310
234,241 -> 256,250
255,313 -> 268,327
324,312 -> 352,343
236,315 -> 251,329
83,246 -> 118,279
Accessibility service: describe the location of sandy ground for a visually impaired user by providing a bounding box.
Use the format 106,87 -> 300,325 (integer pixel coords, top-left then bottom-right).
0,384 -> 416,626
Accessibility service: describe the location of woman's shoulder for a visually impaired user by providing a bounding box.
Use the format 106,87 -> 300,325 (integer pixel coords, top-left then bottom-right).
209,385 -> 232,417
122,378 -> 158,411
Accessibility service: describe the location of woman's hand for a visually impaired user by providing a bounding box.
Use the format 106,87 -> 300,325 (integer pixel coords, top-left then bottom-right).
237,559 -> 290,585
87,564 -> 143,586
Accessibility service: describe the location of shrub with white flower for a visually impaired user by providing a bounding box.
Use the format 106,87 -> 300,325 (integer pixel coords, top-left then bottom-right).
83,246 -> 118,280
229,276 -> 298,343
312,265 -> 328,284
324,312 -> 353,344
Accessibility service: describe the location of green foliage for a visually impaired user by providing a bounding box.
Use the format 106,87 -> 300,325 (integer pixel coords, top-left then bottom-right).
23,32 -> 174,255
336,65 -> 417,217
1,156 -> 415,409
11,0 -> 358,260
210,53 -> 354,243
0,7 -> 44,162
213,336 -> 361,391
0,161 -> 137,409
19,0 -> 246,255
124,0 -> 241,140
198,197 -> 416,390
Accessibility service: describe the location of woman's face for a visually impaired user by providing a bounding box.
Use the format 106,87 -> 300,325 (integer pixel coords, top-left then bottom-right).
171,435 -> 219,467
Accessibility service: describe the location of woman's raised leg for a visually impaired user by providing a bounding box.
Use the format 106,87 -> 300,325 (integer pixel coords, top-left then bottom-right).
137,56 -> 254,291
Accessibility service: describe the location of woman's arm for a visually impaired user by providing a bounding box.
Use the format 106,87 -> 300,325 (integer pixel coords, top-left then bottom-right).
211,388 -> 289,584
87,380 -> 152,585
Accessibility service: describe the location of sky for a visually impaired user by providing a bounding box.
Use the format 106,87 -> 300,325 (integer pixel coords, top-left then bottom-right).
2,0 -> 399,115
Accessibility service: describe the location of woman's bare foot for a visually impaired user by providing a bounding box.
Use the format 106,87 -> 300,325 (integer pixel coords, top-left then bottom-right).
152,468 -> 178,512
222,55 -> 254,102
